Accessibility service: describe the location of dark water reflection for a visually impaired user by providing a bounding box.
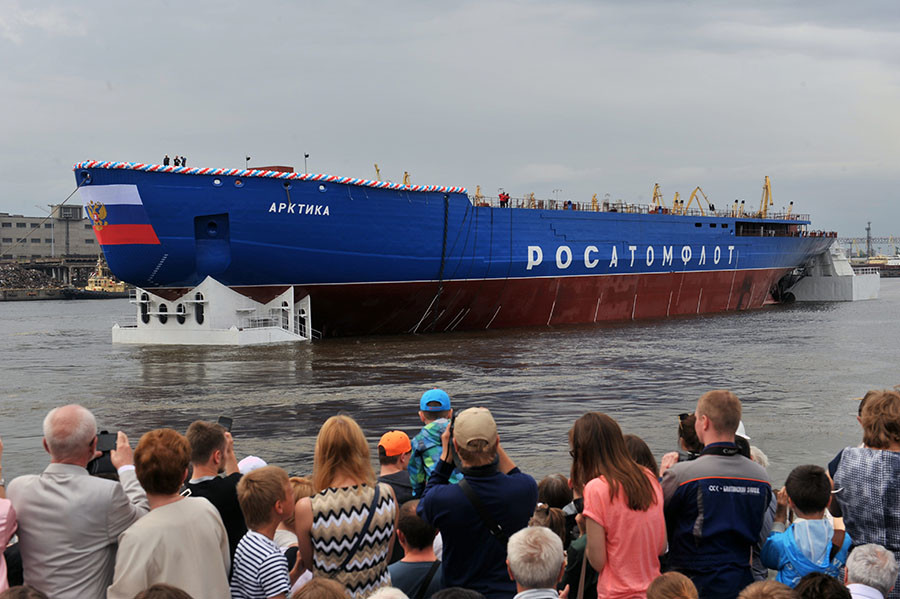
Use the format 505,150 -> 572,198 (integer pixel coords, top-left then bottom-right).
2,280 -> 899,487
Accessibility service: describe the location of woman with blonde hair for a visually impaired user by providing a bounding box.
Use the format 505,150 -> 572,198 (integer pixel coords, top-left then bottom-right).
294,415 -> 397,599
570,412 -> 666,599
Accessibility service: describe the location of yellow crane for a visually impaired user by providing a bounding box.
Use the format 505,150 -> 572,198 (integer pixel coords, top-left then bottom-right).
402,171 -> 411,186
684,186 -> 713,216
374,163 -> 382,180
474,185 -> 484,202
651,184 -> 667,211
591,193 -> 599,212
758,176 -> 773,218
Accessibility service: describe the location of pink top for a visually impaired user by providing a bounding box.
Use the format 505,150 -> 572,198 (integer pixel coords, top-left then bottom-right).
0,499 -> 17,592
583,470 -> 666,599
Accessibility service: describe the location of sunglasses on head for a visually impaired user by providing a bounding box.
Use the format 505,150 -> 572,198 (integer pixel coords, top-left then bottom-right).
678,413 -> 691,422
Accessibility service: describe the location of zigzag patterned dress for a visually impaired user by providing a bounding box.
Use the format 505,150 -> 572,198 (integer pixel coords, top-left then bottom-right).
310,483 -> 396,598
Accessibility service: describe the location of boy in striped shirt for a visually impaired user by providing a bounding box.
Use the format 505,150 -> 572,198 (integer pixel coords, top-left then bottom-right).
232,466 -> 295,599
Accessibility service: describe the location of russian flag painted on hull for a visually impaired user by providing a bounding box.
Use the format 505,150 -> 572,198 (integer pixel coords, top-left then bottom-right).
81,184 -> 160,245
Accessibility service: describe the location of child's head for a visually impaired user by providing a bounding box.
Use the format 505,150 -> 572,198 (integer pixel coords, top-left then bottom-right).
528,503 -> 567,548
784,464 -> 832,517
237,465 -> 291,530
418,388 -> 452,422
647,572 -> 698,599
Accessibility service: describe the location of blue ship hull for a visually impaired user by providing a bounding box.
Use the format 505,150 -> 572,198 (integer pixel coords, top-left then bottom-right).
75,161 -> 834,337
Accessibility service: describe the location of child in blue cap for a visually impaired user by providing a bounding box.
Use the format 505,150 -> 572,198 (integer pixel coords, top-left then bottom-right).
408,388 -> 463,496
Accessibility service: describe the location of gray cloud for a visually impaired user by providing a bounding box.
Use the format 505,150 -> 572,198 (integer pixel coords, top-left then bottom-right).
0,0 -> 898,236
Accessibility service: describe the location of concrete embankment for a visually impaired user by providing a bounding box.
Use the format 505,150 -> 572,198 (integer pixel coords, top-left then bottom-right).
0,288 -> 66,301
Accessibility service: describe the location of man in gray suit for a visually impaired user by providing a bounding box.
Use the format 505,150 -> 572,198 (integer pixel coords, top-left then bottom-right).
7,404 -> 149,599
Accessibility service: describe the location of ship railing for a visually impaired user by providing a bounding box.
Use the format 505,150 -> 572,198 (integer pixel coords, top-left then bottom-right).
466,195 -> 811,221
240,314 -> 323,340
852,266 -> 880,275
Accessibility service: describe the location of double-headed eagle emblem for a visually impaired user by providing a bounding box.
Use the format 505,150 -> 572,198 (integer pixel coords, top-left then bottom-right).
86,200 -> 107,230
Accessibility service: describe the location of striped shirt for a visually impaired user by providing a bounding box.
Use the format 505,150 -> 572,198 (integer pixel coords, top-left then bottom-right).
230,531 -> 290,599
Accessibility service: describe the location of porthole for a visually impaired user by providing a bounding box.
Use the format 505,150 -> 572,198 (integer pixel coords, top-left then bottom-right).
176,304 -> 186,324
140,293 -> 150,324
195,292 -> 205,325
318,184 -> 326,193
213,178 -> 222,186
235,179 -> 243,187
158,304 -> 168,324
207,221 -> 218,237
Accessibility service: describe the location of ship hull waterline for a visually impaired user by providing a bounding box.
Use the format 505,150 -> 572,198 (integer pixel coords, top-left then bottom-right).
148,267 -> 792,338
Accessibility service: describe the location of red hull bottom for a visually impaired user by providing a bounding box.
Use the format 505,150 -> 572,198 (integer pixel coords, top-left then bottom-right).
216,268 -> 791,338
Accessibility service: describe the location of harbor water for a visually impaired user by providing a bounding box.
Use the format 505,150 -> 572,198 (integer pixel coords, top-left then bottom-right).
1,280 -> 898,486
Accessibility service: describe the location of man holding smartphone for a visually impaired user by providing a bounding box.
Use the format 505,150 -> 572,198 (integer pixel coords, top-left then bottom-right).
184,420 -> 245,565
7,404 -> 148,599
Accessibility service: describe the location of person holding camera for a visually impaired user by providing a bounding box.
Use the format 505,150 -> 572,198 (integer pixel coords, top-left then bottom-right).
7,405 -> 148,599
417,407 -> 537,599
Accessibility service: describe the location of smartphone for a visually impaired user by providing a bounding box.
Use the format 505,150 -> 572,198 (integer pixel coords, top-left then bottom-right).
96,432 -> 117,453
217,416 -> 233,432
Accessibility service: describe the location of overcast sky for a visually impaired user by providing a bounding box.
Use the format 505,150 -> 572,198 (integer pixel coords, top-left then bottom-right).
1,0 -> 898,237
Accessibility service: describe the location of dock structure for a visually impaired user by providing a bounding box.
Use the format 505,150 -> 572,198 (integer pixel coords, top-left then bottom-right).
112,277 -> 318,345
786,246 -> 879,302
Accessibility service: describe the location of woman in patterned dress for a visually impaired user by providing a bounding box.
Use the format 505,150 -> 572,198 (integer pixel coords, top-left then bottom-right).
294,415 -> 398,598
832,390 -> 900,599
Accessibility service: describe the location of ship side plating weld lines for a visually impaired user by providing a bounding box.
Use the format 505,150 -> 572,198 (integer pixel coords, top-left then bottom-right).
697,289 -> 703,314
594,292 -> 603,322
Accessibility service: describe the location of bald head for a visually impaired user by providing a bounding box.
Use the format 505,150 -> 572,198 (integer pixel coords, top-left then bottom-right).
43,404 -> 97,463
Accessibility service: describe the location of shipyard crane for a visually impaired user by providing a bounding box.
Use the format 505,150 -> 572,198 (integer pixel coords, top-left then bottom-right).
402,171 -> 411,186
652,184 -> 667,211
757,176 -> 774,218
685,186 -> 714,216
374,163 -> 382,180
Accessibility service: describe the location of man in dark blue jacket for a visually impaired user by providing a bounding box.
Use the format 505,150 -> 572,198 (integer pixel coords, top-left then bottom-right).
418,407 -> 537,599
661,390 -> 776,599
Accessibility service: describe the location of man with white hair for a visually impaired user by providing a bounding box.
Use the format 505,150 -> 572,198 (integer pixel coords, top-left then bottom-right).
7,404 -> 148,599
846,544 -> 899,599
506,526 -> 566,599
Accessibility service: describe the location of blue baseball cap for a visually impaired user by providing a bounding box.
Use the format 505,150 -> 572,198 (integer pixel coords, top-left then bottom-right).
420,388 -> 451,411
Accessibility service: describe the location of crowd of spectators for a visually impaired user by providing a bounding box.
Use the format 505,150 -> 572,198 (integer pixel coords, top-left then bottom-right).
0,387 -> 899,599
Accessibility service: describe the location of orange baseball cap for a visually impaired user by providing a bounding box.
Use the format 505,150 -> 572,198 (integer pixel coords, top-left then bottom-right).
378,430 -> 412,457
